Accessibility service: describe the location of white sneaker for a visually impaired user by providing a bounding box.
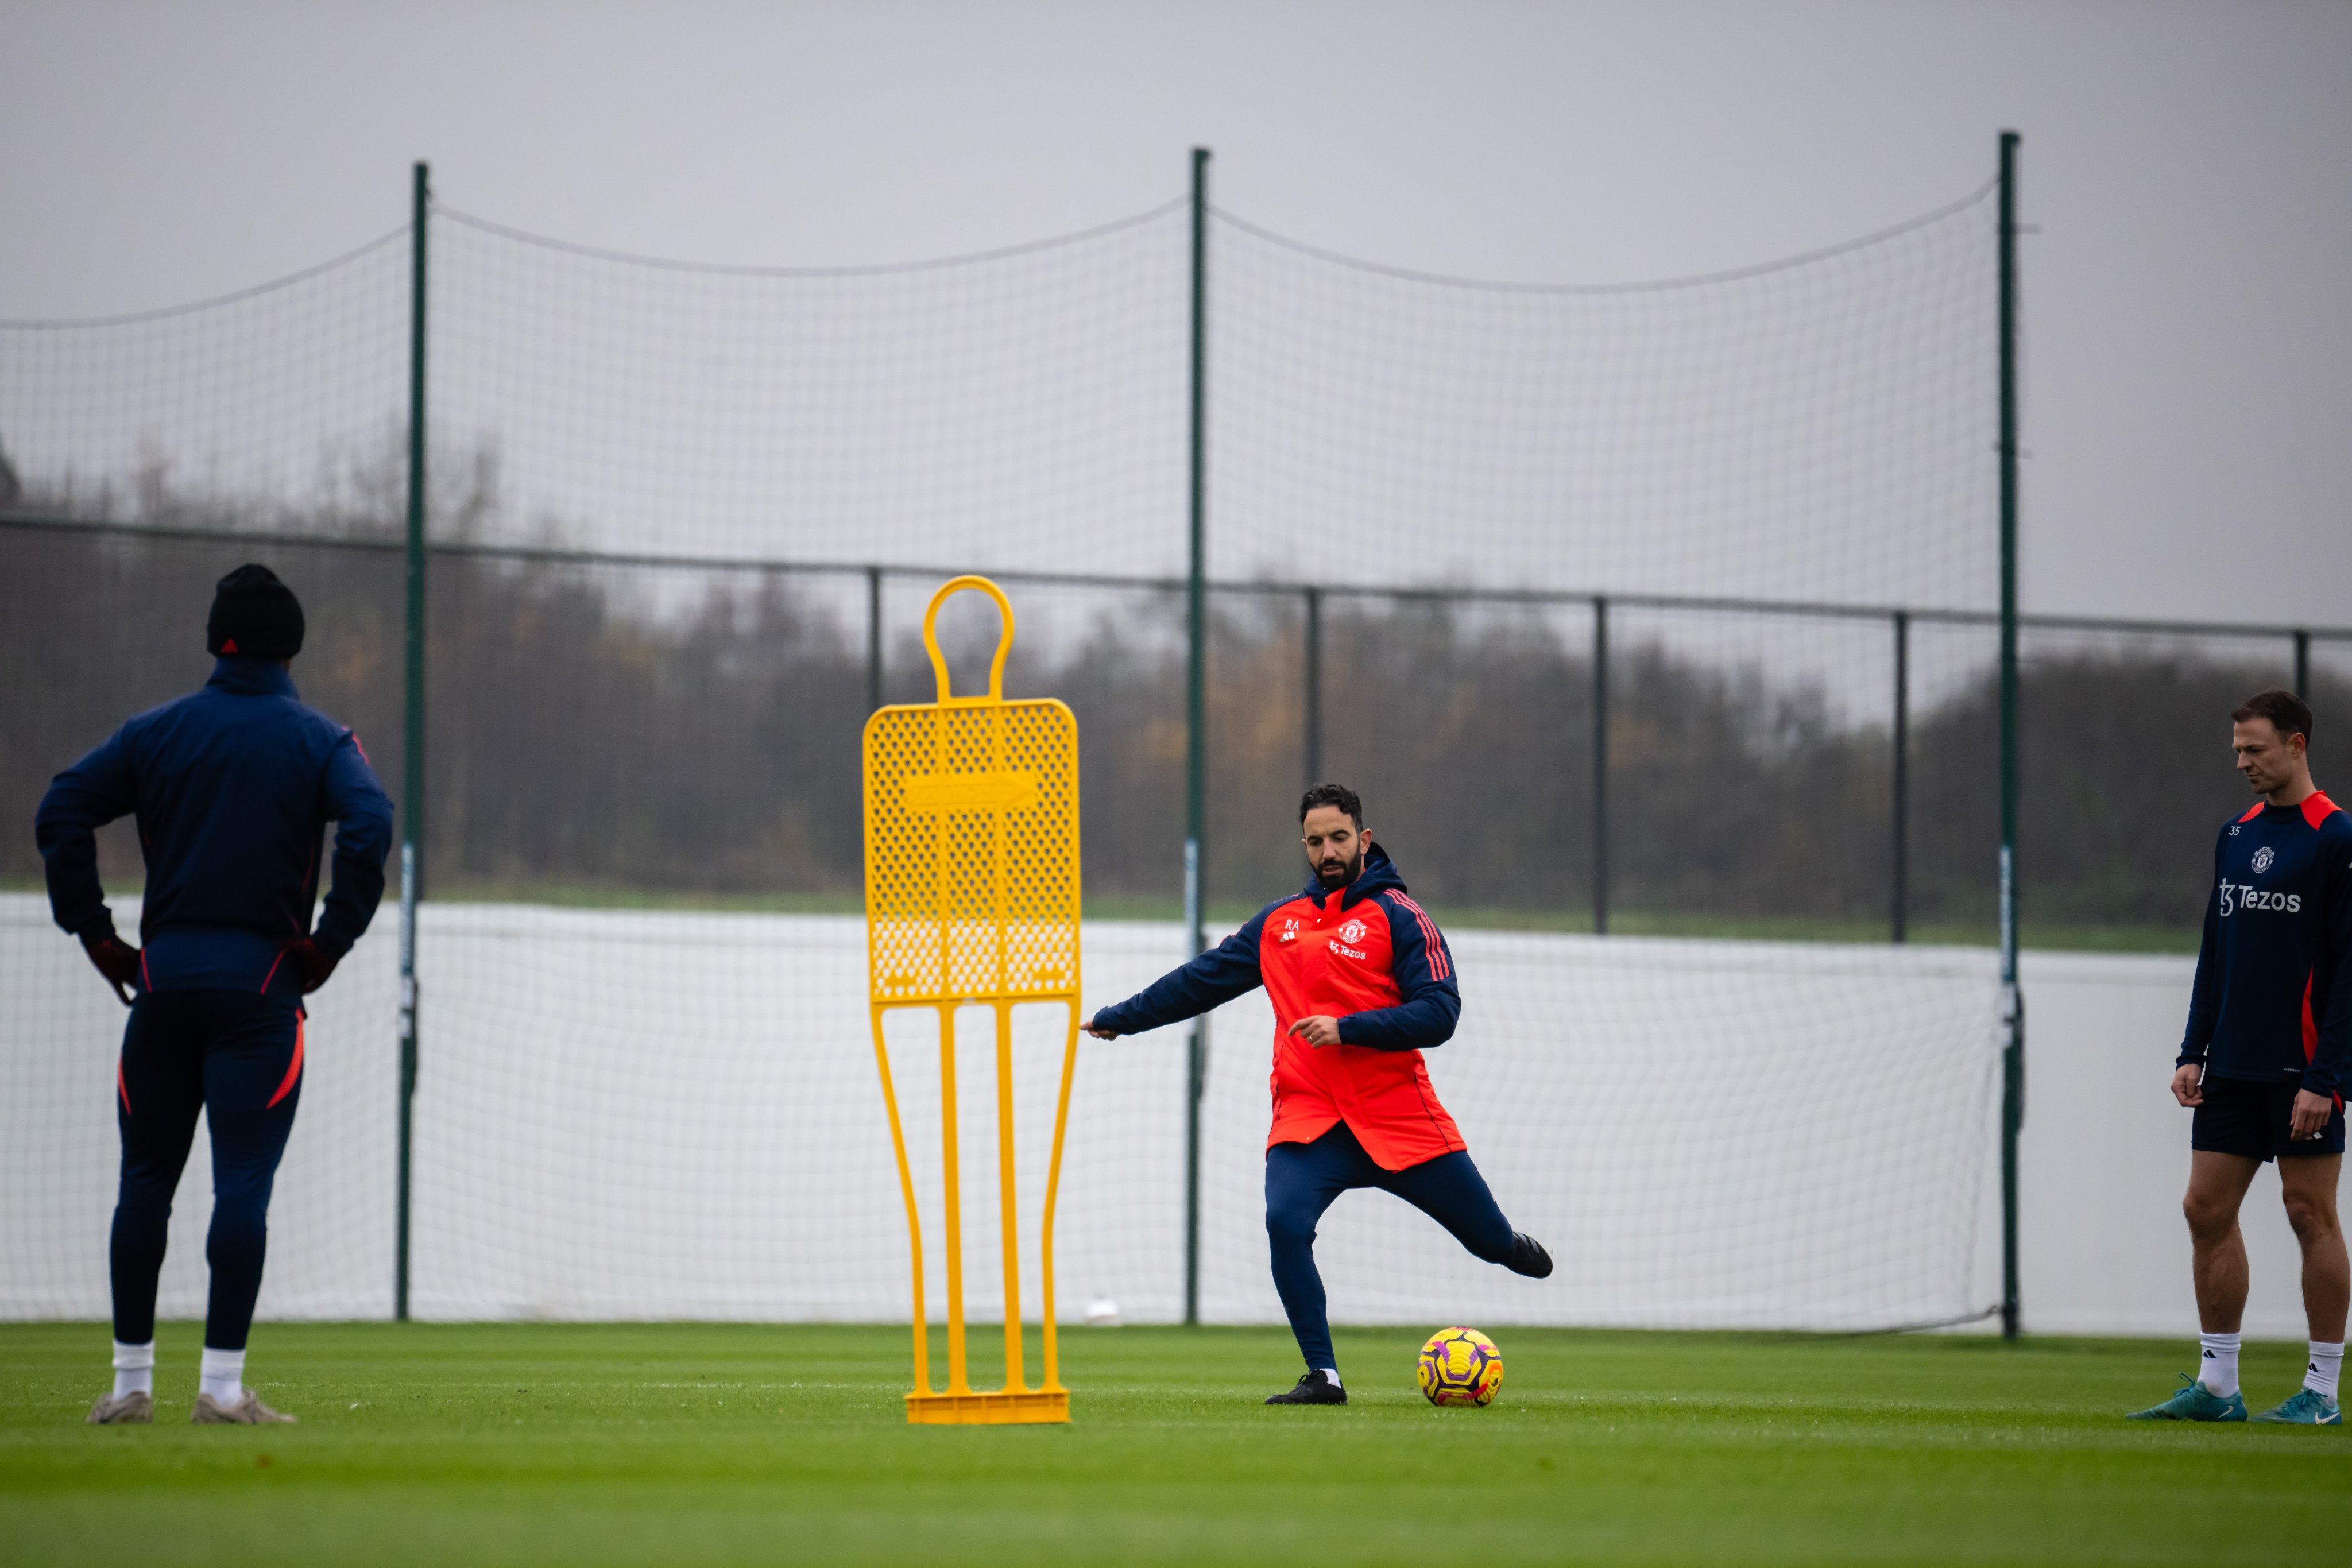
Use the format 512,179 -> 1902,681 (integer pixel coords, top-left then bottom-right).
191,1390 -> 296,1424
86,1390 -> 153,1424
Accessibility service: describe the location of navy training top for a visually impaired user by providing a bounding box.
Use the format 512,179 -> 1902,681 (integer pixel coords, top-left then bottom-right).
2177,791 -> 2352,1099
34,657 -> 396,1001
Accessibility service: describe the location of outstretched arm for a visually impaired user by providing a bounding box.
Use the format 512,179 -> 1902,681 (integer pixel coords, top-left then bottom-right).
1085,908 -> 1272,1039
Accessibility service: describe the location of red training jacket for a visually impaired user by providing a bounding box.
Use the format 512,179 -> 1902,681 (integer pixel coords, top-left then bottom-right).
1091,843 -> 1466,1170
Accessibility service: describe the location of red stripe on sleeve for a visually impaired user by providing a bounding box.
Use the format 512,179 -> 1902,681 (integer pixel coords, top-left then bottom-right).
1388,893 -> 1450,980
1407,898 -> 1449,979
2304,971 -> 2320,1064
1415,907 -> 1449,978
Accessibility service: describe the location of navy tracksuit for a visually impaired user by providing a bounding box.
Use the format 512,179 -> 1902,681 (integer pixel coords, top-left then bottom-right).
1263,1126 -> 1514,1372
36,657 -> 393,1348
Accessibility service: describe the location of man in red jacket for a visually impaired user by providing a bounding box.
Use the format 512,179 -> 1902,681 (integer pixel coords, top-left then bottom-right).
1086,783 -> 1552,1404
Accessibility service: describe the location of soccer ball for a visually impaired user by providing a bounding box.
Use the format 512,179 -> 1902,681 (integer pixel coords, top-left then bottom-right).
1417,1326 -> 1504,1407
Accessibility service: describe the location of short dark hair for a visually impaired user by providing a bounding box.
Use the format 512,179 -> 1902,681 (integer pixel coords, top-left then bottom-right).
1299,782 -> 1363,828
2233,687 -> 2312,744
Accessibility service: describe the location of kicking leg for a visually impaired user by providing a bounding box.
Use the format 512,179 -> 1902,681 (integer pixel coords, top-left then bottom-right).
94,997 -> 204,1424
192,996 -> 303,1424
1263,1128 -> 1370,1402
1379,1148 -> 1550,1278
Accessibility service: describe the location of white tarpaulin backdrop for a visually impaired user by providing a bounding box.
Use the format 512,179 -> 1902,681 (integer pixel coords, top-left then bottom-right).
5,895 -> 2033,1333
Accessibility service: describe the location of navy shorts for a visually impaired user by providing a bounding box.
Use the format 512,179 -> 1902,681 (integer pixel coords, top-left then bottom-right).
2191,1074 -> 2346,1161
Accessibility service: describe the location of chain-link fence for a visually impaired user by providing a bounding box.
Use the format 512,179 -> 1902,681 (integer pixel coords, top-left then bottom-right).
10,515 -> 2339,943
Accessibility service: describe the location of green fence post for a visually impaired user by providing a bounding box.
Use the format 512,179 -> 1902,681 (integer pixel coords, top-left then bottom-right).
1303,587 -> 1322,789
1184,146 -> 1211,1329
1893,609 -> 1909,943
1998,130 -> 2024,1342
1593,596 -> 1609,935
867,566 -> 884,713
396,161 -> 428,1325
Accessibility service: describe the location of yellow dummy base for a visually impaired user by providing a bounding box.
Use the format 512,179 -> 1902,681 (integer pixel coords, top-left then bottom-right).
906,1388 -> 1070,1426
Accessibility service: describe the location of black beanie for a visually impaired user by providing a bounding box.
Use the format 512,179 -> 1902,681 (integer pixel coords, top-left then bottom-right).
206,563 -> 305,660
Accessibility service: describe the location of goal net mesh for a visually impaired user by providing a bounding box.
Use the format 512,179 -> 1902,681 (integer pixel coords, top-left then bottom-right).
1,174 -> 2033,1331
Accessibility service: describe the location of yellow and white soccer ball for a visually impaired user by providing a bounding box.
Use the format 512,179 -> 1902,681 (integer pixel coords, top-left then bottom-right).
1417,1326 -> 1504,1407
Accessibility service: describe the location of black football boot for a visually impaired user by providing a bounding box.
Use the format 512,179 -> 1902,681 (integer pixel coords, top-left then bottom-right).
1508,1232 -> 1554,1279
1265,1370 -> 1347,1406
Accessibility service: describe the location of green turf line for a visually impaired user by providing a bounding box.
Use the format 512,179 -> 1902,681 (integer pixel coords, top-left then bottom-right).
2,1322 -> 2343,1566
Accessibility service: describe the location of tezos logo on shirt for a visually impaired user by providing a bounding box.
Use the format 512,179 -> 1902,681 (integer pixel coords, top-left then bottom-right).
2217,878 -> 2299,917
2252,846 -> 2276,874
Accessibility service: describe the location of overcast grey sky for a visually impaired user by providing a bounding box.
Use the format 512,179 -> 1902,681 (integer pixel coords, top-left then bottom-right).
4,0 -> 2347,625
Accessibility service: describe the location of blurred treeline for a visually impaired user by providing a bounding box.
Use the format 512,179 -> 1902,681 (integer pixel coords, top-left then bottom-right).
5,509 -> 2335,945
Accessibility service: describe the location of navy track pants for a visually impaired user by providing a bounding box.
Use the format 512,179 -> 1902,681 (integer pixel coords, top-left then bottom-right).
1264,1121 -> 1515,1373
110,992 -> 304,1350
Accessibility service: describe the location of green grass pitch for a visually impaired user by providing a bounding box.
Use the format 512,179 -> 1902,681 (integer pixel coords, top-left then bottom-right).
2,1321 -> 2345,1565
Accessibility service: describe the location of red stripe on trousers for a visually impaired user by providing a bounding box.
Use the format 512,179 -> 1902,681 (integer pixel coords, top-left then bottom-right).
266,1015 -> 305,1109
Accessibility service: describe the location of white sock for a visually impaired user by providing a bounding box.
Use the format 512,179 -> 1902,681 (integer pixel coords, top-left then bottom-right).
199,1346 -> 246,1407
111,1339 -> 154,1400
2199,1331 -> 2241,1396
2305,1341 -> 2343,1400
1320,1368 -> 1341,1389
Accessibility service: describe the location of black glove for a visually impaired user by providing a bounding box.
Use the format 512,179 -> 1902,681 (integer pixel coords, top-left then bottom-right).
284,938 -> 341,994
80,932 -> 141,1006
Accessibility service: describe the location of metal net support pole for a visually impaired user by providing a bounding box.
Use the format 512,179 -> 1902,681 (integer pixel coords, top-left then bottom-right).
395,158 -> 429,1324
1998,129 -> 2025,1342
1182,145 -> 1211,1329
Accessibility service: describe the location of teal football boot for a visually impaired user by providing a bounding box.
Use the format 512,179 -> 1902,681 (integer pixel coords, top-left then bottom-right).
2250,1387 -> 2342,1425
2126,1373 -> 2246,1421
